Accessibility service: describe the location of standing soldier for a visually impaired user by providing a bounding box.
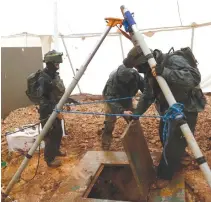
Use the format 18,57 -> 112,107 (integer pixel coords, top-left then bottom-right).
26,50 -> 79,167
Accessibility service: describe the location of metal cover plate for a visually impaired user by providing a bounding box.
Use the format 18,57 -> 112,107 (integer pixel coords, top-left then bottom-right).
149,174 -> 185,202
121,120 -> 156,198
49,151 -> 185,202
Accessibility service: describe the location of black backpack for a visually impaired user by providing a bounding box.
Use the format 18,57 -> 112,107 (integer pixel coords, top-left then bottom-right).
25,69 -> 48,104
165,47 -> 198,68
165,47 -> 206,109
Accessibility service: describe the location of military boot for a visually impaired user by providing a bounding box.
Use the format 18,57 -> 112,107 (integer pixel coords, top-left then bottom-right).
101,120 -> 115,150
47,159 -> 62,168
180,152 -> 193,166
102,130 -> 112,150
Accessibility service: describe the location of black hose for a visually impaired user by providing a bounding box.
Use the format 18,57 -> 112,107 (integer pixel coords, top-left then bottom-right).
5,117 -> 49,136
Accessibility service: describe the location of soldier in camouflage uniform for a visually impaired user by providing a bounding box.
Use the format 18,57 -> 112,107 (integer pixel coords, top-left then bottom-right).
38,50 -> 79,167
124,47 -> 206,188
102,64 -> 144,150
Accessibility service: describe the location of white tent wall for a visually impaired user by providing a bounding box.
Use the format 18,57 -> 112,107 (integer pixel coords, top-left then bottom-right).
2,0 -> 211,35
1,37 -> 41,48
1,26 -> 211,94
1,0 -> 211,94
121,29 -> 192,54
58,36 -> 124,94
0,0 -> 180,36
59,27 -> 211,94
193,26 -> 211,92
57,0 -> 181,34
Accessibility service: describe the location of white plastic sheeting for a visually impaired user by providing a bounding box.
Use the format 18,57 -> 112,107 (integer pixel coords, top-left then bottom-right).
1,0 -> 211,93
39,36 -> 53,56
6,124 -> 45,152
1,0 -> 211,35
58,26 -> 211,94
5,121 -> 66,152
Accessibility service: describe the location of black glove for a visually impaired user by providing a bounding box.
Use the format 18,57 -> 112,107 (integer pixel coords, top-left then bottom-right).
127,114 -> 139,121
175,116 -> 187,126
152,49 -> 165,75
67,98 -> 80,105
154,63 -> 164,75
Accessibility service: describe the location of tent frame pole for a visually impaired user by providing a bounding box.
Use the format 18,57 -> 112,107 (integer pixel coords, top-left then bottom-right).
61,35 -> 82,93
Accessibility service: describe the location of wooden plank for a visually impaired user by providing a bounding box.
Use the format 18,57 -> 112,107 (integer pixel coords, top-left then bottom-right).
121,120 -> 156,198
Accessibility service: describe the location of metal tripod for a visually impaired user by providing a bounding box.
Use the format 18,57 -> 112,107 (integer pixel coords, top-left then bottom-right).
2,17 -> 123,198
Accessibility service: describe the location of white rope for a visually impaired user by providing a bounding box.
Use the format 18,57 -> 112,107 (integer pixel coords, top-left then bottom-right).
1,22 -> 211,39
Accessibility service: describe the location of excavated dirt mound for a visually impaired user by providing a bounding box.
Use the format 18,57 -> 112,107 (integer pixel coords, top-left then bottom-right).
1,94 -> 211,202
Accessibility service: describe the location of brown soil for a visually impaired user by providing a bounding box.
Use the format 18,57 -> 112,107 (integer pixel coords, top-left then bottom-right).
1,94 -> 211,202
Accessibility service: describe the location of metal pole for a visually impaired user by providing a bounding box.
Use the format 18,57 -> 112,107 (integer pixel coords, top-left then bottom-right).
53,0 -> 59,50
120,5 -> 211,188
191,26 -> 195,51
4,25 -> 112,196
119,34 -> 125,59
61,35 -> 82,93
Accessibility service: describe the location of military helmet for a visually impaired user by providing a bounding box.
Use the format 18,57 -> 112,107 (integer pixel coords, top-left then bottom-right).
117,66 -> 140,84
123,46 -> 153,68
43,50 -> 63,64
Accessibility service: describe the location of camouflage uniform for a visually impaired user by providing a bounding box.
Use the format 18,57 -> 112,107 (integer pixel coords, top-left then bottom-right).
102,65 -> 144,150
38,69 -> 65,164
38,50 -> 78,167
125,47 -> 206,180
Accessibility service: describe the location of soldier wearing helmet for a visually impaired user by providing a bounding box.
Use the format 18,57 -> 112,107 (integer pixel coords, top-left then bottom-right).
38,50 -> 79,167
124,46 -> 206,188
101,64 -> 144,150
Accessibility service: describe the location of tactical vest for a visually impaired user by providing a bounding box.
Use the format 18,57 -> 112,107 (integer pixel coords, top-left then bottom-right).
50,73 -> 65,103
